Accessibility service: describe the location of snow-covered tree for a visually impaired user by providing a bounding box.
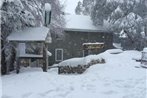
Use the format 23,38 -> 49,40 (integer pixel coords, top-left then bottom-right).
91,0 -> 119,25
75,1 -> 83,15
90,0 -> 147,50
82,0 -> 94,15
75,0 -> 95,15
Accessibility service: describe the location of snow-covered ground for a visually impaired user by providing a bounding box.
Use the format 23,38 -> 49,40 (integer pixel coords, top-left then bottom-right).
1,50 -> 147,98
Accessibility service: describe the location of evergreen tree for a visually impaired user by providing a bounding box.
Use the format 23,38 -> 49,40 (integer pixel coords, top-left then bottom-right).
82,0 -> 94,15
88,0 -> 147,50
75,1 -> 83,15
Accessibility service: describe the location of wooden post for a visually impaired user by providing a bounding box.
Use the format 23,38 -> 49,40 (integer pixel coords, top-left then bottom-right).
6,59 -> 10,74
16,57 -> 20,74
43,43 -> 48,72
15,43 -> 20,73
45,43 -> 49,67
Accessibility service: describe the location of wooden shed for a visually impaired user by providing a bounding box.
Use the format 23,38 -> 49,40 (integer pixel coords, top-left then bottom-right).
7,26 -> 52,73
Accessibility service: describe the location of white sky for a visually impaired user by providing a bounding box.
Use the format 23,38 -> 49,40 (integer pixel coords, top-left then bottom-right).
0,0 -> 4,8
59,0 -> 83,15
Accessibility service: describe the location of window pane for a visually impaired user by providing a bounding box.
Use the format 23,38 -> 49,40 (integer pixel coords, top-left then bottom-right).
26,43 -> 43,55
55,49 -> 63,61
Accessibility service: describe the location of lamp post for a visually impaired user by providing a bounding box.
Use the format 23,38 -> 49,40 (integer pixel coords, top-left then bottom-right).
44,3 -> 52,27
43,3 -> 52,72
44,3 -> 52,44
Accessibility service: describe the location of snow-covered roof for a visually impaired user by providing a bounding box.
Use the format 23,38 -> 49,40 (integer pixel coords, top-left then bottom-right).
83,42 -> 104,45
64,15 -> 106,32
7,26 -> 51,42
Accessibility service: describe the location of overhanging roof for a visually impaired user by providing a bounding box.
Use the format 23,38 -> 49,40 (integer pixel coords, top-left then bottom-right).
7,26 -> 50,42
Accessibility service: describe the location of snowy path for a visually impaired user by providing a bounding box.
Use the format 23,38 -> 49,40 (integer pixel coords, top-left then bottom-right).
1,51 -> 147,98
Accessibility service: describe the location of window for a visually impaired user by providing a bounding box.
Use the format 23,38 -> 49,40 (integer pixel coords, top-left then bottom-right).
83,50 -> 90,57
25,43 -> 43,55
55,48 -> 63,61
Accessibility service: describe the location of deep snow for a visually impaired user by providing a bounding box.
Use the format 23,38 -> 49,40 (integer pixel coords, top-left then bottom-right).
1,50 -> 147,98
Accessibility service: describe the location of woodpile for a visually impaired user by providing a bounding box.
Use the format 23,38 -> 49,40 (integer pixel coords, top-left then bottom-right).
58,58 -> 105,74
58,65 -> 89,74
88,58 -> 105,66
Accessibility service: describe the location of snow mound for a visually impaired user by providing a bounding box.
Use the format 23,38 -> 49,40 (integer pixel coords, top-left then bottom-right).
58,57 -> 86,67
105,49 -> 123,54
113,43 -> 122,49
143,47 -> 147,52
59,49 -> 124,67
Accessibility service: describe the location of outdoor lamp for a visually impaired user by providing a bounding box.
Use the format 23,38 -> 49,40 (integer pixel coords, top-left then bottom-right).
44,3 -> 52,26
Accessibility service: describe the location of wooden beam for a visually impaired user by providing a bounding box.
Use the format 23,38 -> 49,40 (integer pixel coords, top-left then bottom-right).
8,40 -> 44,43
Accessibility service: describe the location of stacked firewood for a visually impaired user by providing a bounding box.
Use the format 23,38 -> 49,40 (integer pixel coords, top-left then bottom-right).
58,58 -> 105,74
88,58 -> 105,66
58,65 -> 89,74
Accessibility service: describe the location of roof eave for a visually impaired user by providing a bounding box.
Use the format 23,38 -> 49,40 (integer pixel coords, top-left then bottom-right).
64,28 -> 110,33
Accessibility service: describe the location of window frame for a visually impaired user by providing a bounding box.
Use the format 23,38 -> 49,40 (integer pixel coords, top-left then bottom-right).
55,48 -> 63,61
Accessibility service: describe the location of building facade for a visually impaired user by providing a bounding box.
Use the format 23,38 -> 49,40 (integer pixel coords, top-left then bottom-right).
48,15 -> 113,65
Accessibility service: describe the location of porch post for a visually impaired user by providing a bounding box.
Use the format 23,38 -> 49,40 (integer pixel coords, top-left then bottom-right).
16,43 -> 20,73
45,43 -> 49,69
43,43 -> 48,72
16,57 -> 20,73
